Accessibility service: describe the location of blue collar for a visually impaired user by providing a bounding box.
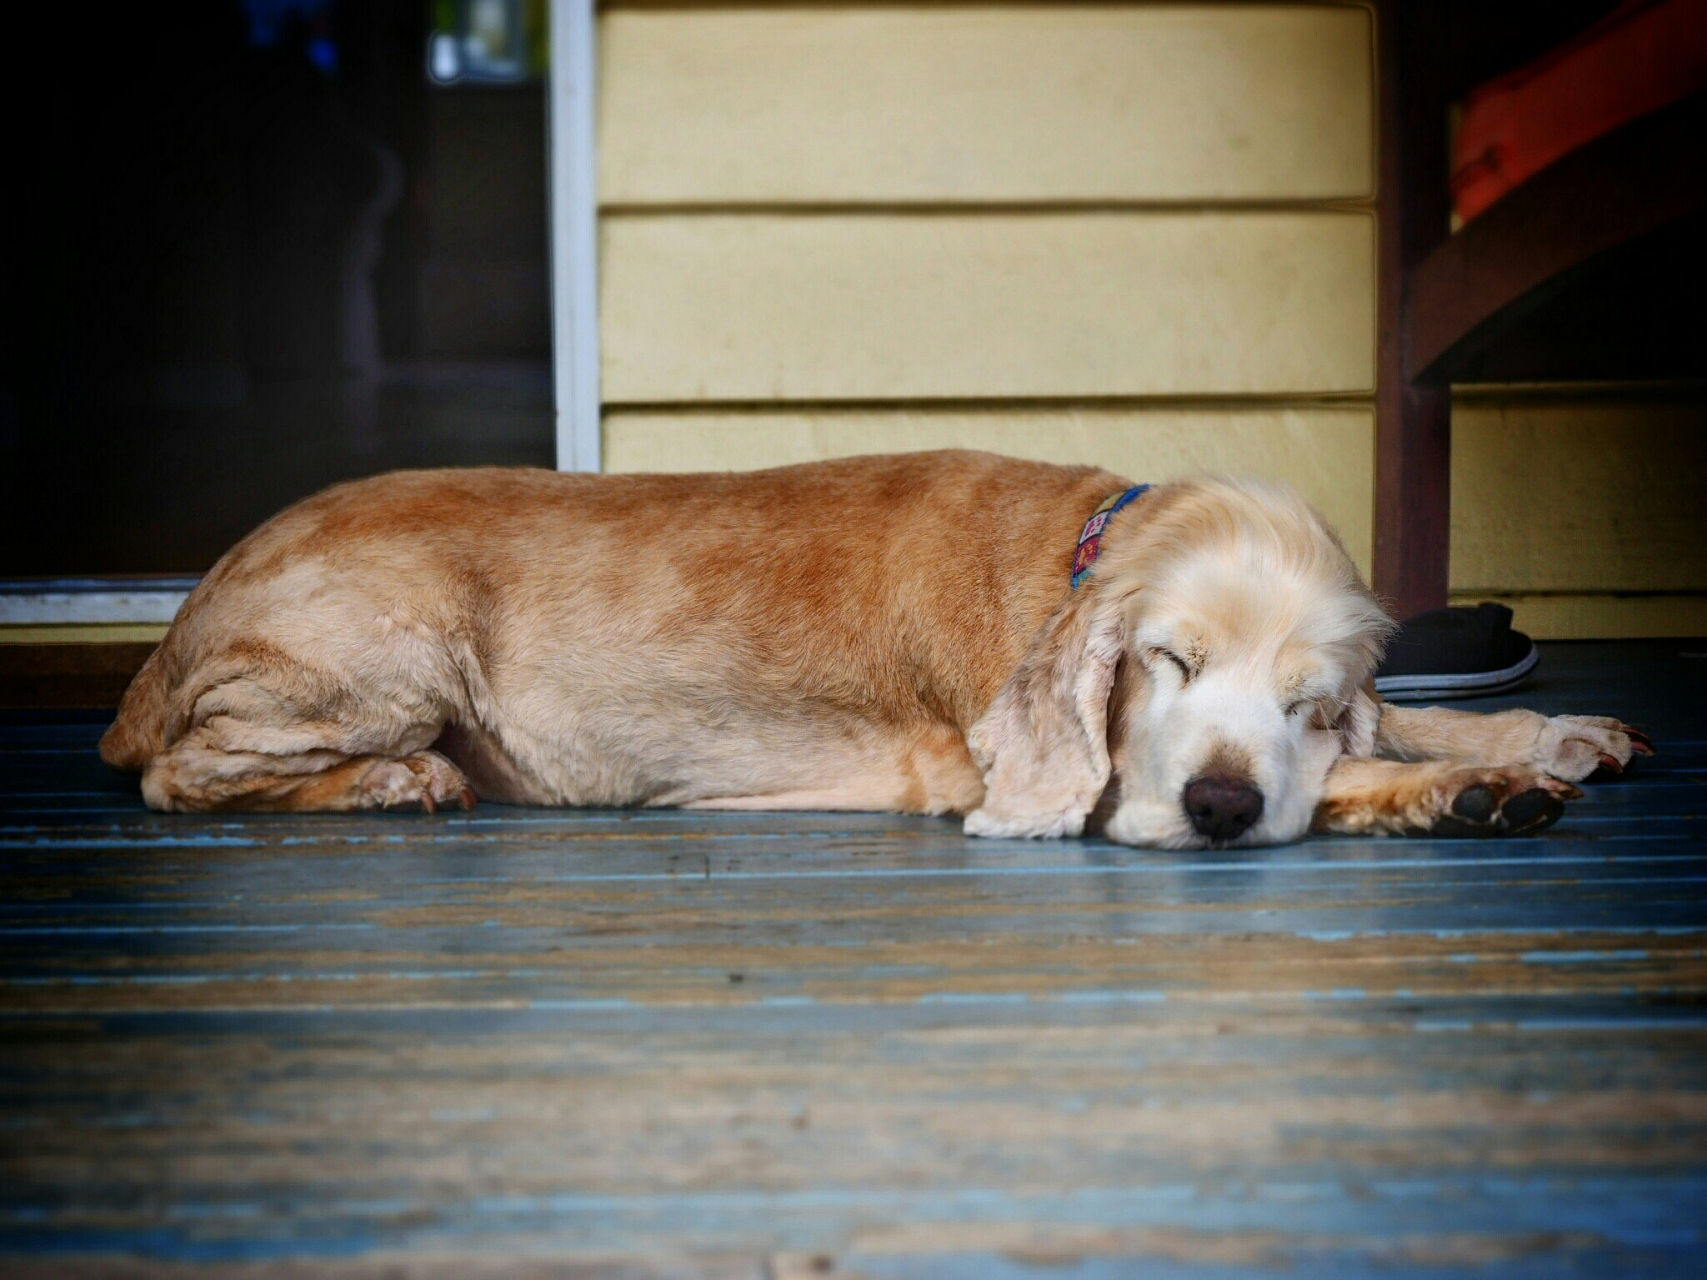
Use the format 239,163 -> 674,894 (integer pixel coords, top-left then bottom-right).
1070,486 -> 1150,589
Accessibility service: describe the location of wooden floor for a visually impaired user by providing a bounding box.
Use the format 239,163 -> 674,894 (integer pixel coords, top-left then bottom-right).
2,641 -> 1705,1278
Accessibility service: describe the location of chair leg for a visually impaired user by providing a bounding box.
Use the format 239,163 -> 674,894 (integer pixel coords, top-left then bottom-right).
1374,382 -> 1451,618
1374,0 -> 1452,619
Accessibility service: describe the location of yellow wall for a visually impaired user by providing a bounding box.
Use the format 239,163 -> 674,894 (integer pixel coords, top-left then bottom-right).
11,6 -> 1696,649
597,2 -> 1380,570
596,2 -> 1702,637
1449,389 -> 1707,637
600,6 -> 1374,204
607,406 -> 1376,563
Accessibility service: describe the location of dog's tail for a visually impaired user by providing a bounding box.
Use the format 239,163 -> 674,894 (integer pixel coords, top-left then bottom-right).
100,642 -> 173,773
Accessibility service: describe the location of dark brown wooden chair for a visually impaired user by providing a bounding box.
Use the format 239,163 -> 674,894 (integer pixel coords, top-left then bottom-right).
1374,0 -> 1707,618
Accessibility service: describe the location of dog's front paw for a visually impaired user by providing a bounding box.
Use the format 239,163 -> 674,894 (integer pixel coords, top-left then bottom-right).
964,805 -> 1083,840
358,751 -> 477,814
1531,715 -> 1654,782
1422,765 -> 1581,838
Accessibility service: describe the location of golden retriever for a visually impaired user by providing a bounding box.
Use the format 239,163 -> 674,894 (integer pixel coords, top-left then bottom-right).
100,451 -> 1650,845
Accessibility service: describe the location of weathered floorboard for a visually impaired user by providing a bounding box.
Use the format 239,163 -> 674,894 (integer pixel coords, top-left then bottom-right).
1,641 -> 1704,1276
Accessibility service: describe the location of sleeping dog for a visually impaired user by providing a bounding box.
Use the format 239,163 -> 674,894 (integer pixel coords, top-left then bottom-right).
101,451 -> 1649,845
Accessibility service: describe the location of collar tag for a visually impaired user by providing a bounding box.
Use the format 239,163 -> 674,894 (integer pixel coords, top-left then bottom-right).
1071,486 -> 1150,589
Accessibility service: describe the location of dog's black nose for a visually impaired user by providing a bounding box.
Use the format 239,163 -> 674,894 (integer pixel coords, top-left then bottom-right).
1182,774 -> 1264,842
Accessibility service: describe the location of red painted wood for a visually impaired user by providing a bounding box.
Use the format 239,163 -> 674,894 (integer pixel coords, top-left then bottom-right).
1410,92 -> 1707,383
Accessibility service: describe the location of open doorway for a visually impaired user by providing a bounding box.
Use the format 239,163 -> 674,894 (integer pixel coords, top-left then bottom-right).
6,0 -> 558,578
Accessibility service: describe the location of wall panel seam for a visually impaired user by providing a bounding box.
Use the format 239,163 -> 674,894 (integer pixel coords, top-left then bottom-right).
598,2 -> 1376,12
1451,589 -> 1707,600
601,200 -> 1379,216
603,395 -> 1380,414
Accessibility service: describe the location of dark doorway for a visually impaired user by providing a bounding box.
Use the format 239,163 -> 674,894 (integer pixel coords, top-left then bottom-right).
5,0 -> 554,577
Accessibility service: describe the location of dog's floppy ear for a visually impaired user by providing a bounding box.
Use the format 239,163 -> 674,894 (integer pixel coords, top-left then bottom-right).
1343,681 -> 1384,757
964,593 -> 1129,839
1331,680 -> 1383,758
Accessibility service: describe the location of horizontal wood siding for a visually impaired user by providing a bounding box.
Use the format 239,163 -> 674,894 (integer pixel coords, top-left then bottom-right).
595,6 -> 1394,622
601,213 -> 1376,402
1448,593 -> 1707,640
1451,396 -> 1707,593
1450,392 -> 1707,637
600,5 -> 1374,203
606,406 -> 1375,575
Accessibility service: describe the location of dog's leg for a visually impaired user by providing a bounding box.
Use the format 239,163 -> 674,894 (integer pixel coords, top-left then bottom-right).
1313,757 -> 1581,838
143,729 -> 475,813
1374,704 -> 1653,782
679,774 -> 978,817
684,786 -> 916,813
674,725 -> 986,816
139,669 -> 475,813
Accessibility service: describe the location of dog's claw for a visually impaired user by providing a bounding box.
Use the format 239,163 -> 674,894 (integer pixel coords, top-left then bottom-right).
420,791 -> 437,815
1625,726 -> 1656,754
458,786 -> 478,811
1596,753 -> 1624,775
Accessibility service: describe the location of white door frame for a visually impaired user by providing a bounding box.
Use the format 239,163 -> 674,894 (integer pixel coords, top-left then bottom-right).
548,0 -> 601,472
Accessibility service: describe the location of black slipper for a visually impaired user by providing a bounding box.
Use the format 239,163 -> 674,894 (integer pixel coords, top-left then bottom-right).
1374,602 -> 1539,701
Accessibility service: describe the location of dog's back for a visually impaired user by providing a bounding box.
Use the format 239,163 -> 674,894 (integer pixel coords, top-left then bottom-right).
99,452 -> 1127,809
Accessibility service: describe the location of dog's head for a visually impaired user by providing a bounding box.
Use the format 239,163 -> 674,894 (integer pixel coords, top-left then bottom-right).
964,479 -> 1392,848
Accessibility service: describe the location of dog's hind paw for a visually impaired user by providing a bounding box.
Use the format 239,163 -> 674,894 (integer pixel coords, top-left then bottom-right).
1530,715 -> 1654,782
358,751 -> 477,814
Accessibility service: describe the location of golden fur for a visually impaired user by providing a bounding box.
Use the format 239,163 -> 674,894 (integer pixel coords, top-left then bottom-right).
102,451 -> 1648,844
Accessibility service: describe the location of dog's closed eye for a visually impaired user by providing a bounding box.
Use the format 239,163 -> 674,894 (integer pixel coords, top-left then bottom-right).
1150,648 -> 1194,684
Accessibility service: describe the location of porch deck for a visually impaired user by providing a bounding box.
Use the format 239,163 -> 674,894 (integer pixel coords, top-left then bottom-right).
3,641 -> 1704,1277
